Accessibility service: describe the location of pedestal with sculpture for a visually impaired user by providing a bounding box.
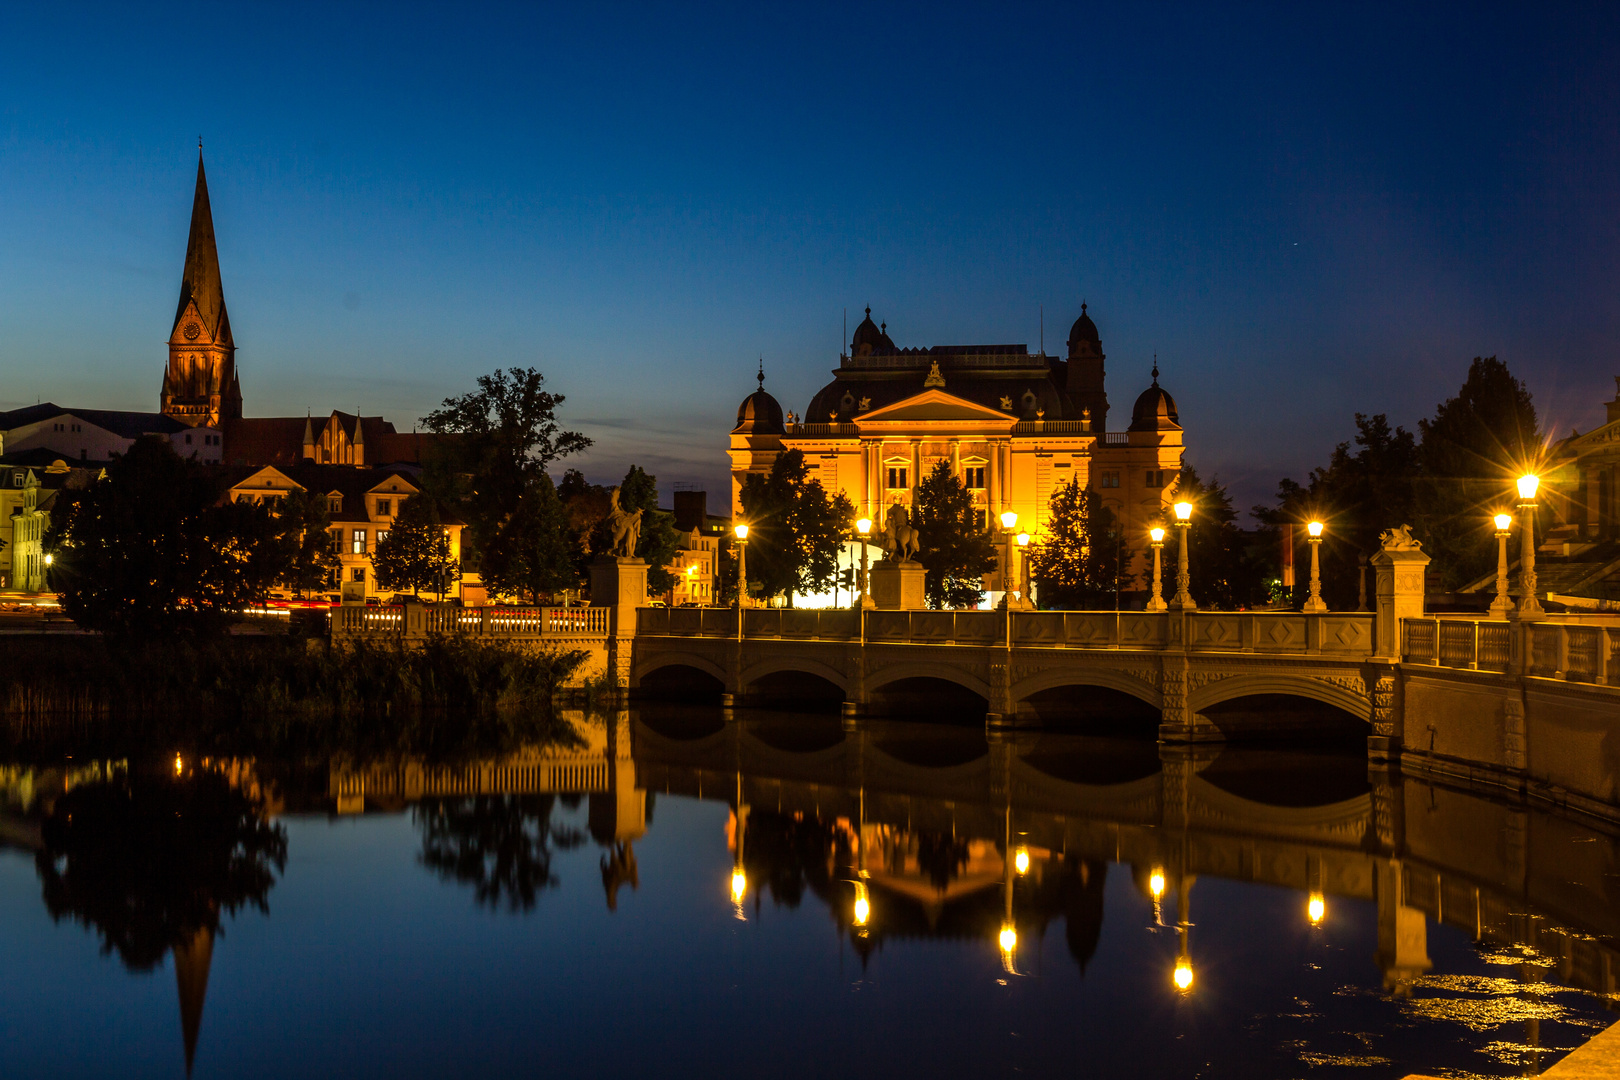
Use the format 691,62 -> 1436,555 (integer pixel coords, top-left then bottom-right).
869,502 -> 926,610
1368,524 -> 1429,761
591,486 -> 647,697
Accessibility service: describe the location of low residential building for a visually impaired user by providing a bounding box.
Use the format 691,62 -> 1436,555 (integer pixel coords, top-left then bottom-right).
0,403 -> 220,466
225,464 -> 465,602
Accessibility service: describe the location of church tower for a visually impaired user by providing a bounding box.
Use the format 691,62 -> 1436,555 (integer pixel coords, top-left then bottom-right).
161,150 -> 242,427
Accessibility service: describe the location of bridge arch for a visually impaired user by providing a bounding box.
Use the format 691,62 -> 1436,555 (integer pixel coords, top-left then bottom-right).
866,662 -> 992,702
631,651 -> 727,692
739,657 -> 850,696
1188,673 -> 1368,721
1010,667 -> 1163,710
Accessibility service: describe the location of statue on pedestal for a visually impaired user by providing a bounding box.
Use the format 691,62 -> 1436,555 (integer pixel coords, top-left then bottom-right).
883,501 -> 921,562
605,487 -> 643,559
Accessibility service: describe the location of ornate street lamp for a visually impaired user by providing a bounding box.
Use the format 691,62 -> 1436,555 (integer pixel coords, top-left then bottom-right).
1303,521 -> 1328,613
1171,501 -> 1196,611
1489,512 -> 1513,617
733,522 -> 749,640
855,517 -> 874,610
1147,526 -> 1168,611
1515,475 -> 1543,619
997,511 -> 1026,611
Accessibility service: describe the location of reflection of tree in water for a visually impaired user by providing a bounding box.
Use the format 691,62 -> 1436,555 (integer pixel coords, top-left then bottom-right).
34,762 -> 286,1075
738,810 -> 853,909
415,794 -> 587,911
35,765 -> 287,970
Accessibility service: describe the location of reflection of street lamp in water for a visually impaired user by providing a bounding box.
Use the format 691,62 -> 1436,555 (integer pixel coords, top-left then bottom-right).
1308,892 -> 1326,925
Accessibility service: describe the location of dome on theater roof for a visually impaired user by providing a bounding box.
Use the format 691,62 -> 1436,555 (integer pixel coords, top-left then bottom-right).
1129,364 -> 1180,432
734,362 -> 785,435
851,306 -> 895,356
1068,302 -> 1100,349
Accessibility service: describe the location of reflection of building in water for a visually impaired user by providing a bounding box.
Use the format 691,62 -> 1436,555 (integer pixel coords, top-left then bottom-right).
631,712 -> 1620,1003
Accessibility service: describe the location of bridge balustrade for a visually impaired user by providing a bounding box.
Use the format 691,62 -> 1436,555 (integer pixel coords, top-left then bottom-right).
1403,616 -> 1613,683
330,604 -> 610,641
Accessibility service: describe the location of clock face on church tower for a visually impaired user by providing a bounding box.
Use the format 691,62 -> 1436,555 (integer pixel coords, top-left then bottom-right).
183,321 -> 201,341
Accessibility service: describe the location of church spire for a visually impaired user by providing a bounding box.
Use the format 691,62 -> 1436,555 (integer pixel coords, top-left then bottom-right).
173,150 -> 233,348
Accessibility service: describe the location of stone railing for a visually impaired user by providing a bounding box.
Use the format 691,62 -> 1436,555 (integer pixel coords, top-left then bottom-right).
332,604 -> 610,640
1402,616 -> 1615,684
637,606 -> 1378,656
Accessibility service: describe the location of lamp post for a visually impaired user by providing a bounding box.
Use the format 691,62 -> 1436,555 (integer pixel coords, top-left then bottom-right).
1017,531 -> 1032,609
997,511 -> 1023,611
1489,513 -> 1513,617
733,523 -> 749,640
855,517 -> 874,610
1171,501 -> 1196,611
1515,475 -> 1543,619
1146,526 -> 1168,611
1303,521 -> 1328,613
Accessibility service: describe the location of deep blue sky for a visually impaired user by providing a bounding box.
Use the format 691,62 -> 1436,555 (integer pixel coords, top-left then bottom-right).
3,3 -> 1617,512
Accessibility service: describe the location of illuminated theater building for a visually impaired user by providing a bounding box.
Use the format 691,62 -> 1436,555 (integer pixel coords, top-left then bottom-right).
730,306 -> 1187,599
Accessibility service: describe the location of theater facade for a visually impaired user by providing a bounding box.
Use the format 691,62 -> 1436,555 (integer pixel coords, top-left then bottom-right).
730,306 -> 1187,596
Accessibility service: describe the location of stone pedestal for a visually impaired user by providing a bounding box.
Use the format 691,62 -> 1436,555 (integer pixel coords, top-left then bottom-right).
591,557 -> 648,694
590,556 -> 648,630
1370,532 -> 1430,663
870,560 -> 926,610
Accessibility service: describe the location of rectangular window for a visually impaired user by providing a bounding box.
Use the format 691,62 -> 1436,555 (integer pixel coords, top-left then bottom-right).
10,472 -> 20,486
329,528 -> 344,553
352,529 -> 367,555
1099,471 -> 1120,489
973,509 -> 988,531
376,499 -> 391,517
328,495 -> 342,513
351,567 -> 366,583
377,529 -> 389,544
964,466 -> 985,490
886,466 -> 908,489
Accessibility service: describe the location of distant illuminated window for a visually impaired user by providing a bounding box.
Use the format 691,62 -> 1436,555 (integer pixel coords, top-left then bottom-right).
352,529 -> 367,555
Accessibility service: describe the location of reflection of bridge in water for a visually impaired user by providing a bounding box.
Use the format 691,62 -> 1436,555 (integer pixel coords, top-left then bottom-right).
629,710 -> 1620,1001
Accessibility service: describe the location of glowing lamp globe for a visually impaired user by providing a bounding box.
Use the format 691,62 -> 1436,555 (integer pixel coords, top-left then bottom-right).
1000,511 -> 1018,530
1150,527 -> 1165,544
1174,501 -> 1193,522
1517,474 -> 1540,500
1494,513 -> 1512,532
1307,521 -> 1323,538
1173,961 -> 1194,991
856,517 -> 872,535
1016,532 -> 1031,547
733,524 -> 749,541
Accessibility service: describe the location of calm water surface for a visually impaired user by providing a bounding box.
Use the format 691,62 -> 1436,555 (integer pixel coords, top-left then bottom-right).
1,708 -> 1616,1079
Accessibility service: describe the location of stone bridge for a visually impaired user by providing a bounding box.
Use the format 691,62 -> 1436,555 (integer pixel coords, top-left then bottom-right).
632,606 -> 1386,741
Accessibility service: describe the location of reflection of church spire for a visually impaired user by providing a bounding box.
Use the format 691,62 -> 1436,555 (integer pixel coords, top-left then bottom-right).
173,924 -> 215,1077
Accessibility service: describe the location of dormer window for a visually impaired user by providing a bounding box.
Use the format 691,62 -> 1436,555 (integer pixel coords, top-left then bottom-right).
376,499 -> 391,517
327,494 -> 343,513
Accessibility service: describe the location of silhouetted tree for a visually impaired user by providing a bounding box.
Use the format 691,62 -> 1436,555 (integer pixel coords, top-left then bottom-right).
371,495 -> 460,598
277,487 -> 341,598
45,438 -> 294,636
478,473 -> 577,602
737,450 -> 854,603
1172,467 -> 1266,609
912,461 -> 997,609
612,465 -> 682,594
1027,477 -> 1131,609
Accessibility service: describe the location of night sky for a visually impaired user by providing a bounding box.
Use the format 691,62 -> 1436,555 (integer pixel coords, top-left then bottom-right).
2,3 -> 1617,512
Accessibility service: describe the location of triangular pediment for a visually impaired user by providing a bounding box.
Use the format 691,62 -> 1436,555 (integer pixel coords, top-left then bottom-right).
232,465 -> 302,493
367,474 -> 418,496
857,389 -> 1016,426
1566,418 -> 1620,451
169,300 -> 216,347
